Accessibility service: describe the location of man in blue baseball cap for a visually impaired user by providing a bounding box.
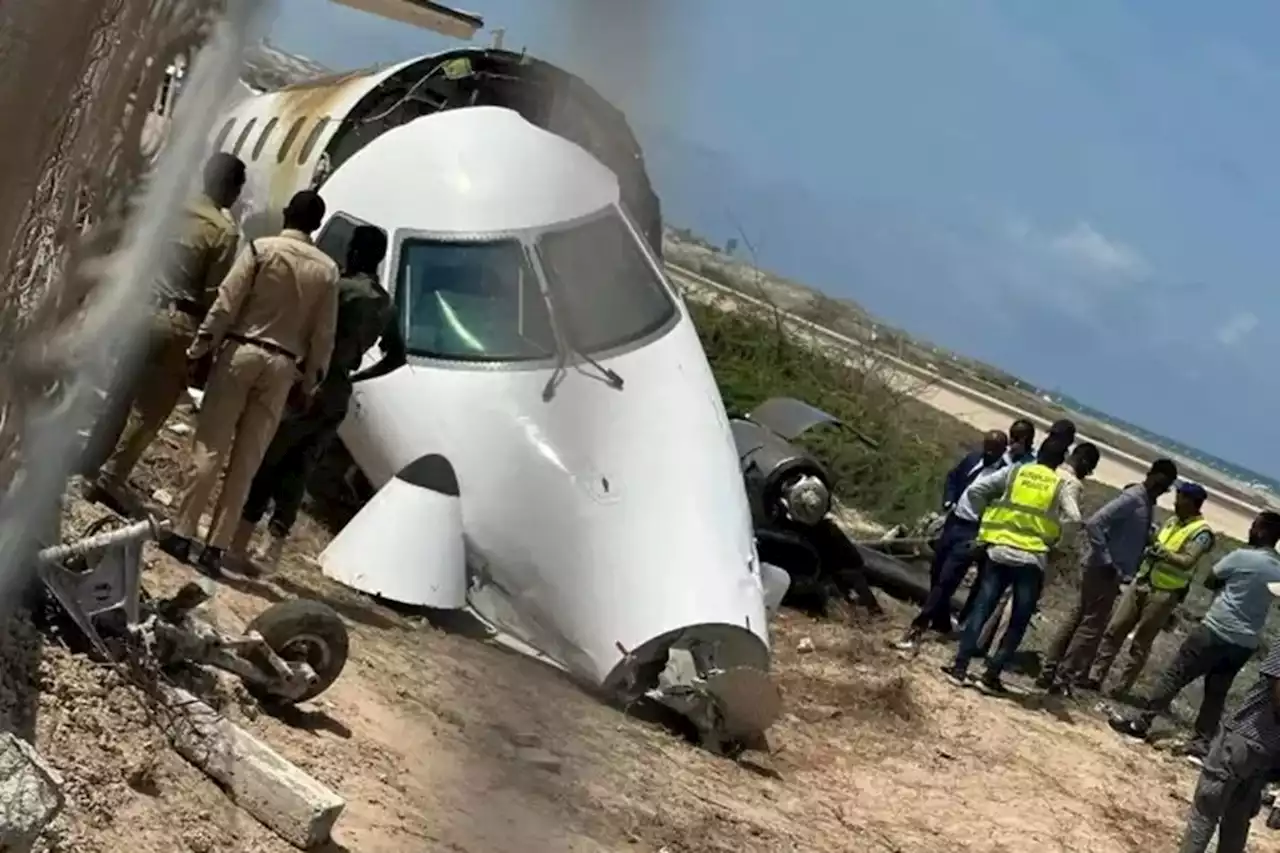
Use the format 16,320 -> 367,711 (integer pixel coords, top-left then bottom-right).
1087,480 -> 1214,697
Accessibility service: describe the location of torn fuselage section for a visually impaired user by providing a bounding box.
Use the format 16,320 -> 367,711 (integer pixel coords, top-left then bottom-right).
323,49 -> 663,255
640,636 -> 782,755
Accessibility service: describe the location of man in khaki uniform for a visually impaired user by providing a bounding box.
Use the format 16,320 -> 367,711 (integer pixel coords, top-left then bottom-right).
164,190 -> 339,576
89,153 -> 245,505
1088,481 -> 1215,697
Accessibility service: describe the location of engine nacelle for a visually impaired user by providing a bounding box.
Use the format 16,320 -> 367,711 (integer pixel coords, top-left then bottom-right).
732,420 -> 834,528
320,454 -> 467,609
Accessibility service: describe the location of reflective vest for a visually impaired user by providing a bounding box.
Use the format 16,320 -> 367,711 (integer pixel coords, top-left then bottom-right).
1138,516 -> 1211,591
977,463 -> 1064,554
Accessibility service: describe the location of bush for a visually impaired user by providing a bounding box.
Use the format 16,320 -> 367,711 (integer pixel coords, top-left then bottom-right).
689,299 -> 978,527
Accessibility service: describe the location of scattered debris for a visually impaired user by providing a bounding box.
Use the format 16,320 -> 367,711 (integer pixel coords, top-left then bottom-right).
159,685 -> 345,849
150,489 -> 173,507
0,732 -> 64,852
794,704 -> 842,723
513,746 -> 563,775
796,637 -> 815,654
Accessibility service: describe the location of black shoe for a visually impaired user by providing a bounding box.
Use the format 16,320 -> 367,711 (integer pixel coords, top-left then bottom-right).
1108,717 -> 1148,740
154,582 -> 211,622
940,664 -> 970,687
894,627 -> 925,651
1046,681 -> 1074,699
1173,739 -> 1209,763
84,478 -> 135,518
977,673 -> 1011,697
196,546 -> 224,580
929,617 -> 954,636
1034,668 -> 1057,690
1077,677 -> 1103,692
159,533 -> 192,564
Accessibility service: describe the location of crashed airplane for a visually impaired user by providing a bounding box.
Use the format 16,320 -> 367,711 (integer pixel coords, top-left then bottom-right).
198,12 -> 780,749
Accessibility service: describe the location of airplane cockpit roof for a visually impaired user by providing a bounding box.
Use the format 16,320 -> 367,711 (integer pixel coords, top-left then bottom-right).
320,106 -> 620,235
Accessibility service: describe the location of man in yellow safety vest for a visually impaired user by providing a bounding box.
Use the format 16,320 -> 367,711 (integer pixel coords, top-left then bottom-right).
1087,481 -> 1214,697
941,436 -> 1079,694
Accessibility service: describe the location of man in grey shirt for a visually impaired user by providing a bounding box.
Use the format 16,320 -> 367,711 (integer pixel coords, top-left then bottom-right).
1039,458 -> 1178,695
1111,510 -> 1280,761
1177,631 -> 1280,852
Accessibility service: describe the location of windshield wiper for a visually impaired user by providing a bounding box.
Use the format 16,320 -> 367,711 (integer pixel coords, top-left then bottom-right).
541,342 -> 625,402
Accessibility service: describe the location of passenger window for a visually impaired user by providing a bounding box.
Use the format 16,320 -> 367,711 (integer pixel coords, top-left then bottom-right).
397,238 -> 556,362
231,117 -> 257,156
315,212 -> 382,267
211,118 -> 234,151
277,116 -> 306,163
297,117 -> 329,165
251,117 -> 278,161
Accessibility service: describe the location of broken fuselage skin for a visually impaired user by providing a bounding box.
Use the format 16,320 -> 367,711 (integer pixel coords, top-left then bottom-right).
212,49 -> 780,737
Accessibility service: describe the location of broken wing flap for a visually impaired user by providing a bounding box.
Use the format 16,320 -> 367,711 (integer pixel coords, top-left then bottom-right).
319,454 -> 467,609
746,396 -> 878,449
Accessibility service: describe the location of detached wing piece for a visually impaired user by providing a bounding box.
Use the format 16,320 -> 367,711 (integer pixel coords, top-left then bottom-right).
746,397 -> 842,441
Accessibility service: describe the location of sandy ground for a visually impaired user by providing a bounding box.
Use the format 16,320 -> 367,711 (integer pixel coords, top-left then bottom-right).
12,413 -> 1280,852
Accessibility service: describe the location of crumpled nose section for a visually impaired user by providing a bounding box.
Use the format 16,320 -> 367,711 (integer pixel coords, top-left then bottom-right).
480,321 -> 770,687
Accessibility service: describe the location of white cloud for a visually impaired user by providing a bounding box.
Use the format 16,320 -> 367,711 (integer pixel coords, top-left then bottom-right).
1215,311 -> 1258,347
1047,221 -> 1151,279
1001,216 -> 1152,287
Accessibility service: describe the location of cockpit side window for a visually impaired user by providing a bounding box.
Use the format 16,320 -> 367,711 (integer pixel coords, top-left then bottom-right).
314,211 -> 380,268
396,238 -> 556,363
536,209 -> 676,354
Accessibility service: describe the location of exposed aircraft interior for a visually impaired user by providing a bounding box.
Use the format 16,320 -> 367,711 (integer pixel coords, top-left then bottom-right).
321,49 -> 663,254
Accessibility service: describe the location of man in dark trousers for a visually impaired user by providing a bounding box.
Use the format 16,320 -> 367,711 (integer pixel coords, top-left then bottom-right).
1110,511 -> 1280,763
227,224 -> 401,574
1176,633 -> 1280,852
951,418 -> 1039,627
1039,458 -> 1179,696
895,430 -> 1008,647
941,437 -> 1076,694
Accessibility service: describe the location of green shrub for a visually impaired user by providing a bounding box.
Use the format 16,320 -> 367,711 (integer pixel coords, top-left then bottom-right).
689,299 -> 978,527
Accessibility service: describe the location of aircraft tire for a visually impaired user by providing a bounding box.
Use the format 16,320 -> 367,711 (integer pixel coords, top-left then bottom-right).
244,599 -> 350,704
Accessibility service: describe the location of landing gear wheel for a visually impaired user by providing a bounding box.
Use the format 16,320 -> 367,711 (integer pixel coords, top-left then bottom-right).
244,599 -> 349,705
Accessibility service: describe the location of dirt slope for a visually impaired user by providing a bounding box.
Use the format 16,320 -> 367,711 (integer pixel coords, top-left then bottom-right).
11,421 -> 1280,851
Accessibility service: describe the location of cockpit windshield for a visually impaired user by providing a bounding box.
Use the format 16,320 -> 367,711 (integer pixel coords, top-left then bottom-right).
536,209 -> 676,355
395,210 -> 676,367
397,238 -> 557,362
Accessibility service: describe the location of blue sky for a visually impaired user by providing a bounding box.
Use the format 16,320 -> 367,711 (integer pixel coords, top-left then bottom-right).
270,0 -> 1280,478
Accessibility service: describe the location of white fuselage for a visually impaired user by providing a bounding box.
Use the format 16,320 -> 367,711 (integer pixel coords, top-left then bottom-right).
214,88 -> 773,697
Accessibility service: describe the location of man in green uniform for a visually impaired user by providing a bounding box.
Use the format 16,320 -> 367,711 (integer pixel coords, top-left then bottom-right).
229,224 -> 403,573
88,153 -> 245,507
